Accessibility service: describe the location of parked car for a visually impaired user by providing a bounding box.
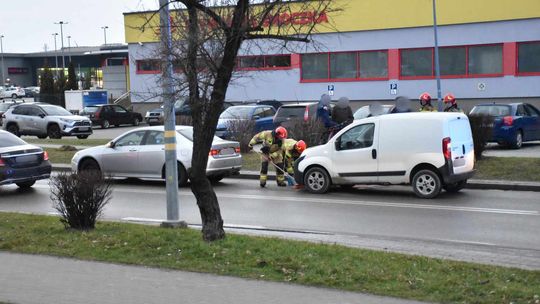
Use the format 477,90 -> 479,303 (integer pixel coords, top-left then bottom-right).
0,130 -> 52,188
239,99 -> 283,110
145,99 -> 234,125
81,104 -> 143,129
353,104 -> 395,120
469,103 -> 540,149
71,126 -> 242,185
215,105 -> 276,139
0,101 -> 22,126
273,102 -> 320,128
0,86 -> 25,99
23,87 -> 40,98
2,103 -> 92,139
294,112 -> 475,198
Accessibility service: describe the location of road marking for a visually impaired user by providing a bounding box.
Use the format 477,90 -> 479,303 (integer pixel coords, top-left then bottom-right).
33,183 -> 539,216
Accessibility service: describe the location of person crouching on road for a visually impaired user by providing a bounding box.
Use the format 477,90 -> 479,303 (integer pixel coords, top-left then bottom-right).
282,139 -> 307,176
443,93 -> 463,113
419,92 -> 437,112
248,126 -> 288,188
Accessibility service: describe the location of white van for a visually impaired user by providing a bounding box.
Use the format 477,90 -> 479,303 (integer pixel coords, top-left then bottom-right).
294,112 -> 475,198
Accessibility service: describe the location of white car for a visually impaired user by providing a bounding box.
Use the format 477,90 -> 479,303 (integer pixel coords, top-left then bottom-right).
71,126 -> 242,185
294,112 -> 475,198
0,86 -> 25,99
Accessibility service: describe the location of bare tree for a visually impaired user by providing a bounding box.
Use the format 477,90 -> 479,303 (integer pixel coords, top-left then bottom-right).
141,0 -> 335,241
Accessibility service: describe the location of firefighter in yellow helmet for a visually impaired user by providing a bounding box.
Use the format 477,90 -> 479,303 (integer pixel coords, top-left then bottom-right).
248,126 -> 288,187
419,92 -> 437,112
282,139 -> 307,175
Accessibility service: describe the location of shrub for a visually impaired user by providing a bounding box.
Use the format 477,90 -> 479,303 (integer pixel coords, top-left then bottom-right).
467,114 -> 493,160
226,119 -> 256,153
286,118 -> 327,147
50,171 -> 112,231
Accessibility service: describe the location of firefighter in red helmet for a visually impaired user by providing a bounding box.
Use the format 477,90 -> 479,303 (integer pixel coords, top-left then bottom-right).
249,126 -> 288,187
419,92 -> 437,112
443,93 -> 463,112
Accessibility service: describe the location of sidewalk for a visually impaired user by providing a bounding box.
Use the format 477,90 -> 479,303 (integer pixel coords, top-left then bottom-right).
0,252 -> 426,304
51,164 -> 540,192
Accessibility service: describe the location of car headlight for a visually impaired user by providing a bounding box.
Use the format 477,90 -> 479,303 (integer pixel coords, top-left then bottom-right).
59,118 -> 74,125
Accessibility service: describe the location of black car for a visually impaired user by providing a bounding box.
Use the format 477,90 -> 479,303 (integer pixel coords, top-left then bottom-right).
81,104 -> 143,129
0,130 -> 52,188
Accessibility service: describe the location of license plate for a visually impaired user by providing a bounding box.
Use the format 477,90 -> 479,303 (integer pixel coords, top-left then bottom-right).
79,127 -> 89,131
16,155 -> 38,163
220,148 -> 235,155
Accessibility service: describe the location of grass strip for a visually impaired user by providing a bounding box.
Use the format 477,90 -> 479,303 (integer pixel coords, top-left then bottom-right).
25,138 -> 111,147
0,212 -> 538,304
45,148 -> 78,165
475,157 -> 540,182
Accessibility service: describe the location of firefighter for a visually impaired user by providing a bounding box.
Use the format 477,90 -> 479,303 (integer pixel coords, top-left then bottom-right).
419,92 -> 437,112
282,139 -> 307,175
248,126 -> 288,187
443,93 -> 463,112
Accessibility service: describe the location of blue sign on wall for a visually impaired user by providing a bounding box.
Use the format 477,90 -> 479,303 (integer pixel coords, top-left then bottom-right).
82,91 -> 108,106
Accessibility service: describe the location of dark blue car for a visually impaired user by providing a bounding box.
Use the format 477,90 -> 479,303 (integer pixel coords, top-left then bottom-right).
469,103 -> 540,149
215,105 -> 276,139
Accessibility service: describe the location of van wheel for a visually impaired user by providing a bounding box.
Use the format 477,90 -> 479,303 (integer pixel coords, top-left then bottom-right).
412,169 -> 442,199
512,130 -> 523,149
47,124 -> 62,139
444,180 -> 467,193
304,167 -> 331,194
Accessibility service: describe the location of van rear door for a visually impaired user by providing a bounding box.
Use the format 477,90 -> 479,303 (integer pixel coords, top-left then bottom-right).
448,116 -> 475,174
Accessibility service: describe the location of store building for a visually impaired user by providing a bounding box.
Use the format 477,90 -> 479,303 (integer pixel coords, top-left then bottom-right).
123,0 -> 540,111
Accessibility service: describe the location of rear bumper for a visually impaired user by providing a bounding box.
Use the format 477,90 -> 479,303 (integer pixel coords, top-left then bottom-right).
438,161 -> 475,184
145,116 -> 164,125
491,126 -> 516,143
0,162 -> 52,186
207,155 -> 242,176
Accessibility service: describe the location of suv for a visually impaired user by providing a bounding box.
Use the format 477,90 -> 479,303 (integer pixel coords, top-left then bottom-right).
2,103 -> 93,139
215,105 -> 276,139
273,102 -> 321,128
0,86 -> 25,99
81,104 -> 143,129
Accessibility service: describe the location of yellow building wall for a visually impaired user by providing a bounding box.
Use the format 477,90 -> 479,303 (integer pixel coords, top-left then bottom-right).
124,0 -> 540,43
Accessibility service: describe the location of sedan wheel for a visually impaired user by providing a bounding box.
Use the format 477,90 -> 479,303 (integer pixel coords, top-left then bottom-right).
79,159 -> 102,176
412,169 -> 442,199
304,167 -> 331,194
101,120 -> 110,129
512,131 -> 523,149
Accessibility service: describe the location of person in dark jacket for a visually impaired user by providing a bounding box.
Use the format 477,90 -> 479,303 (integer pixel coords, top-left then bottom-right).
332,97 -> 354,125
316,94 -> 337,128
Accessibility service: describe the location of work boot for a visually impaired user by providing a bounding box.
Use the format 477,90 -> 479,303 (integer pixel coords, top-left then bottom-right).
277,182 -> 287,187
260,181 -> 266,188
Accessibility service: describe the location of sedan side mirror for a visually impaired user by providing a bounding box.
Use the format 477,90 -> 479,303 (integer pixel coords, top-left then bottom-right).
106,141 -> 116,149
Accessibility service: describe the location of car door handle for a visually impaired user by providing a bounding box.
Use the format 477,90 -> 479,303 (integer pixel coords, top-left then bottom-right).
372,149 -> 377,159
129,149 -> 137,152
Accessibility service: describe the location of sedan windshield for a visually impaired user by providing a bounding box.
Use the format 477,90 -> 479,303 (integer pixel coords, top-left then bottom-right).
220,107 -> 253,119
41,105 -> 72,116
0,132 -> 28,147
470,105 -> 511,117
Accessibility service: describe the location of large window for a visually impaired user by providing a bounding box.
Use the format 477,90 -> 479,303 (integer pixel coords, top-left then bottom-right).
237,55 -> 291,70
518,42 -> 540,74
468,45 -> 502,75
400,44 -> 503,78
136,60 -> 160,74
301,50 -> 388,81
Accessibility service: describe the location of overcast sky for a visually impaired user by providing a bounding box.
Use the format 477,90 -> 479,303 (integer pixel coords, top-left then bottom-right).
0,0 -> 160,53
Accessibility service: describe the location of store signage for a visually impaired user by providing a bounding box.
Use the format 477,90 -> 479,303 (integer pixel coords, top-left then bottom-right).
8,67 -> 29,74
261,11 -> 329,27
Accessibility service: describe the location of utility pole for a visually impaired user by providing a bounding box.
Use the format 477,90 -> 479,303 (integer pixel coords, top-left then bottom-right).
52,33 -> 59,78
432,0 -> 443,111
0,35 -> 5,86
67,35 -> 72,63
159,0 -> 184,228
55,21 -> 68,71
101,26 -> 109,45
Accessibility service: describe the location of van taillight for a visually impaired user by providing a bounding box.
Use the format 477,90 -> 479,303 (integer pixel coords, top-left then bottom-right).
303,106 -> 309,122
503,116 -> 513,126
442,137 -> 451,160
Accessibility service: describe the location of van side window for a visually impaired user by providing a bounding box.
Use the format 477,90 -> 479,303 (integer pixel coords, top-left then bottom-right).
338,123 -> 375,150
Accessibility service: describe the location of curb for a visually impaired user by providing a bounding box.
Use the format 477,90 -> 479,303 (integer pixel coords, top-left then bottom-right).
51,165 -> 540,192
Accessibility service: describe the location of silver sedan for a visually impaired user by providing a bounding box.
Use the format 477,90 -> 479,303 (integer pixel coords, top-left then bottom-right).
71,126 -> 242,185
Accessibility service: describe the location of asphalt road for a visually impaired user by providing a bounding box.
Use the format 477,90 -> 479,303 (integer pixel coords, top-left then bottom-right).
1,178 -> 539,268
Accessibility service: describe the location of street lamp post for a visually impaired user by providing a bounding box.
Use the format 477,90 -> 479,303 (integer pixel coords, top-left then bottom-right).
52,33 -> 59,77
0,35 -> 5,86
432,0 -> 443,111
101,26 -> 109,45
55,21 -> 68,71
67,35 -> 72,63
